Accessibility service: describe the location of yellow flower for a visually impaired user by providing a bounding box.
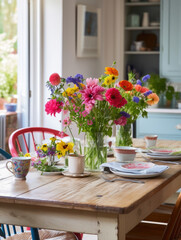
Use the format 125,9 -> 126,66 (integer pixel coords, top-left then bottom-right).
57,152 -> 63,159
67,142 -> 74,153
50,137 -> 56,142
104,75 -> 117,85
41,144 -> 48,152
24,153 -> 31,157
56,141 -> 74,156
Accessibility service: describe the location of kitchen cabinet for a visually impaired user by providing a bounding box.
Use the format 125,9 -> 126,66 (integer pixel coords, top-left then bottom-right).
122,0 -> 161,79
160,0 -> 181,83
136,110 -> 181,140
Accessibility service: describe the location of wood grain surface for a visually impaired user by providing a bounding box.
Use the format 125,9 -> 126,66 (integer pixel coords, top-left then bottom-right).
0,139 -> 181,214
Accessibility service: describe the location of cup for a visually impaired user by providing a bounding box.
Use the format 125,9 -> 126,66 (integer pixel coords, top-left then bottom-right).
68,154 -> 85,174
145,135 -> 158,148
6,157 -> 31,180
134,41 -> 143,51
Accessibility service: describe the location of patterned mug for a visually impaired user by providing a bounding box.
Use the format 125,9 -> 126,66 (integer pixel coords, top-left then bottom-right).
6,157 -> 31,180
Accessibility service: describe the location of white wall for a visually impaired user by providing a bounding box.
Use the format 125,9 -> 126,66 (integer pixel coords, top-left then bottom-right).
30,0 -> 117,135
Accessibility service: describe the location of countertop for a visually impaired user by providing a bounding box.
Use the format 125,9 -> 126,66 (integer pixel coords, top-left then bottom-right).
147,108 -> 181,114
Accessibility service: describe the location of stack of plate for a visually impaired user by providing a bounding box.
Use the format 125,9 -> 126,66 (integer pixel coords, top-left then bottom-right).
145,148 -> 181,161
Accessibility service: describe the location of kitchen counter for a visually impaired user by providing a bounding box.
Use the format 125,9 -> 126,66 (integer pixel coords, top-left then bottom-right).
147,108 -> 181,114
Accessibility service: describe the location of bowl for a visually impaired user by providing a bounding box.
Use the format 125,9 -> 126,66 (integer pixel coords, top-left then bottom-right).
4,103 -> 17,112
114,146 -> 137,162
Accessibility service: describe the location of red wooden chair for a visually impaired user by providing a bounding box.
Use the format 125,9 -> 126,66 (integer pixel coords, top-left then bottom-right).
126,192 -> 181,240
8,127 -> 83,240
8,127 -> 69,157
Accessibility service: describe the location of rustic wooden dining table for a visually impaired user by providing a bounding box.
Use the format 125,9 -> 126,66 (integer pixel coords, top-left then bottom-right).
0,139 -> 181,240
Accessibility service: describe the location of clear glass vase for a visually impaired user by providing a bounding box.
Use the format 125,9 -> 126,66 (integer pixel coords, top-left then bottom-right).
115,124 -> 133,146
84,132 -> 107,171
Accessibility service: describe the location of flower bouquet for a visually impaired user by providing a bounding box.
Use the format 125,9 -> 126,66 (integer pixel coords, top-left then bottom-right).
25,137 -> 74,174
115,72 -> 159,146
45,63 -> 128,170
45,63 -> 159,170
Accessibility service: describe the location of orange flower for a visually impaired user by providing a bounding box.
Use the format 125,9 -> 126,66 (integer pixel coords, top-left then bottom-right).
119,80 -> 133,91
134,85 -> 142,92
147,93 -> 159,105
105,67 -> 119,76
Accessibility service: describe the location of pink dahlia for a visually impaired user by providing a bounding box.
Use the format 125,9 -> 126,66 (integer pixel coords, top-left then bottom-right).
49,73 -> 61,86
114,116 -> 127,126
45,99 -> 63,116
86,78 -> 99,87
80,85 -> 105,106
105,88 -> 127,108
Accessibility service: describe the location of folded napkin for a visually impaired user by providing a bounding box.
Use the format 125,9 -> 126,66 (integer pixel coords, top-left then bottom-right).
100,162 -> 169,175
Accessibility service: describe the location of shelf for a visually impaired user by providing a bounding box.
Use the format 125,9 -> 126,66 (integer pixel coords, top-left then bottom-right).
125,2 -> 160,7
125,26 -> 160,30
125,51 -> 160,54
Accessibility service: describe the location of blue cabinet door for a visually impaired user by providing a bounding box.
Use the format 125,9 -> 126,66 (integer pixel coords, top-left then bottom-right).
160,0 -> 181,82
136,113 -> 181,140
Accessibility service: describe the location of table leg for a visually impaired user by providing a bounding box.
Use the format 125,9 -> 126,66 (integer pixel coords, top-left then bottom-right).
97,214 -> 125,240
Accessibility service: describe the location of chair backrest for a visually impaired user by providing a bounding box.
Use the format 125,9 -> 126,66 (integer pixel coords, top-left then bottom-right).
162,192 -> 181,240
0,148 -> 11,159
8,127 -> 68,156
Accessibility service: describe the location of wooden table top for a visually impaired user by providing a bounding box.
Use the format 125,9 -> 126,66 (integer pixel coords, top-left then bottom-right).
0,139 -> 181,215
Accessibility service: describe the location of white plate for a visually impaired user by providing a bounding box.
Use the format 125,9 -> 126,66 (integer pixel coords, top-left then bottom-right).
110,168 -> 165,179
145,153 -> 181,160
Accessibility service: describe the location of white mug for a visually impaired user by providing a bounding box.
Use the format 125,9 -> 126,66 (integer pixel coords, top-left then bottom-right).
145,135 -> 158,148
134,41 -> 143,51
68,154 -> 85,174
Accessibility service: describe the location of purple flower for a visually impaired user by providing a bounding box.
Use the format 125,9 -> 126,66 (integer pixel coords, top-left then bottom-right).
144,90 -> 152,97
136,79 -> 142,86
75,74 -> 83,80
142,74 -> 150,82
133,96 -> 140,103
120,111 -> 130,118
66,74 -> 83,87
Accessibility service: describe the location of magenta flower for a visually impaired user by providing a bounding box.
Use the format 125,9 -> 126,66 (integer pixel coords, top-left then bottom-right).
105,88 -> 127,108
63,117 -> 71,127
87,120 -> 93,125
85,104 -> 93,113
114,116 -> 127,126
45,99 -> 63,116
80,85 -> 105,106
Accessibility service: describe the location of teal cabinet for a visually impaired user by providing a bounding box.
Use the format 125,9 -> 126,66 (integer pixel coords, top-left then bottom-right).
136,113 -> 181,140
160,0 -> 181,82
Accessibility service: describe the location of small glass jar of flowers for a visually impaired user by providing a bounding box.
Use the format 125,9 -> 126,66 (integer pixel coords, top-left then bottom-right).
25,137 -> 74,174
115,72 -> 159,146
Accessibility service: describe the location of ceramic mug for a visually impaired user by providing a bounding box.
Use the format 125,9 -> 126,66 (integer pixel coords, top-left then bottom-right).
68,154 -> 85,174
6,157 -> 31,180
145,135 -> 158,148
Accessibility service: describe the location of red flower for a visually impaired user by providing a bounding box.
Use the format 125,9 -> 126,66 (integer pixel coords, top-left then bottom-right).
49,73 -> 61,86
134,85 -> 149,93
105,88 -> 127,108
45,99 -> 63,116
119,80 -> 133,91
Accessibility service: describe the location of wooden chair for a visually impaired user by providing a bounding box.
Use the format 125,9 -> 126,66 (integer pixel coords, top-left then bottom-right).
126,192 -> 181,240
8,127 -> 83,240
0,148 -> 40,240
8,127 -> 69,156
